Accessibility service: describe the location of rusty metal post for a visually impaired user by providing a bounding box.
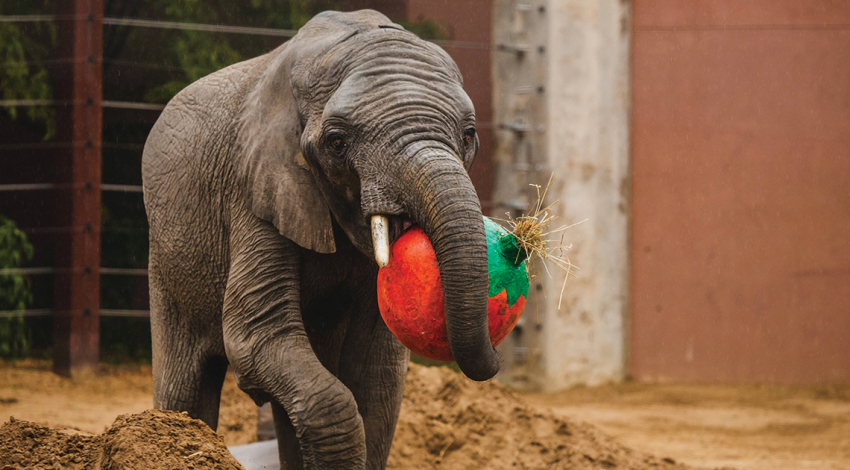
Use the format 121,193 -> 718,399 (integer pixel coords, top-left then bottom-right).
53,0 -> 103,377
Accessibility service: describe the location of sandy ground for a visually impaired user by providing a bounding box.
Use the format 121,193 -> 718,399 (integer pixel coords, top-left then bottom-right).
1,359 -> 848,470
524,382 -> 850,470
0,360 -> 257,447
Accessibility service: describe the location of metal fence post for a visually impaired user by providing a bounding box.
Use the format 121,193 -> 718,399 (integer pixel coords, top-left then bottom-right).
52,0 -> 103,377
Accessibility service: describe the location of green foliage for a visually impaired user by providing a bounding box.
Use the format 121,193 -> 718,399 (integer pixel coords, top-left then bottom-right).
143,30 -> 244,103
0,215 -> 34,358
0,0 -> 57,140
141,1 -> 443,104
144,0 -> 340,103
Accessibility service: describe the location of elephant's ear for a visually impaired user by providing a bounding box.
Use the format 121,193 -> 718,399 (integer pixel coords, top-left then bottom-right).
236,10 -> 404,253
235,41 -> 338,253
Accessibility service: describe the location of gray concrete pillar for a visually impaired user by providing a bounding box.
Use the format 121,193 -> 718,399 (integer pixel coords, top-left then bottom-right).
493,0 -> 631,391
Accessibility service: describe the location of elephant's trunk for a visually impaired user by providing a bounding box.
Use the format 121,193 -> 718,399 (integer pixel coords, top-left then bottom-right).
397,148 -> 500,381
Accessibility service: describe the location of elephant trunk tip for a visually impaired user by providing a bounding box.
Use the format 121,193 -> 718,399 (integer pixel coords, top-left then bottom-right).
455,347 -> 500,381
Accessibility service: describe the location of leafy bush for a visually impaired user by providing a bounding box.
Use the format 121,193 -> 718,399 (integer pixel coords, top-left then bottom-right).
0,0 -> 57,140
0,215 -> 34,358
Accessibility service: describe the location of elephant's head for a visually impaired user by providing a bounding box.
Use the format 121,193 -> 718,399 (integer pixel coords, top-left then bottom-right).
236,10 -> 498,381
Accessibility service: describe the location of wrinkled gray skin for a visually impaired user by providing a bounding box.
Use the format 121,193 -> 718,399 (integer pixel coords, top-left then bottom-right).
142,10 -> 499,470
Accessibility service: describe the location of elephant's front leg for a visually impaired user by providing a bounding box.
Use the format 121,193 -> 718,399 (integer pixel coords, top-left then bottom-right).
338,268 -> 410,470
223,218 -> 366,469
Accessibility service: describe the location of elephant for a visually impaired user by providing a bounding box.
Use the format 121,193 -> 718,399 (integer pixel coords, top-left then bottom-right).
142,9 -> 499,470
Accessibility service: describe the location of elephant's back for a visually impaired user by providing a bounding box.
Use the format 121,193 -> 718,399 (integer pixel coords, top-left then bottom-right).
142,55 -> 268,221
142,55 -> 271,319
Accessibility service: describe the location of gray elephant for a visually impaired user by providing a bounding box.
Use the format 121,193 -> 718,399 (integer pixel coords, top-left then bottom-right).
142,9 -> 499,470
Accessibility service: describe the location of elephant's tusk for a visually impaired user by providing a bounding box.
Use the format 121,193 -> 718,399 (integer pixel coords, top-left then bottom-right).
371,215 -> 390,268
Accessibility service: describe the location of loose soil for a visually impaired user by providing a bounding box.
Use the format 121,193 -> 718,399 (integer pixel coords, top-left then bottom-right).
388,364 -> 693,470
524,382 -> 850,470
0,360 -> 256,447
2,359 -> 848,469
0,410 -> 243,470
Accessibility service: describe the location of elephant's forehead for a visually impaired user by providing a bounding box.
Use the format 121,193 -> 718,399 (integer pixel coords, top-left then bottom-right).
324,71 -> 474,121
315,28 -> 462,81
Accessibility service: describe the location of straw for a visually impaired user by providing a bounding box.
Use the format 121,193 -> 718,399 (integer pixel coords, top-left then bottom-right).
494,174 -> 586,310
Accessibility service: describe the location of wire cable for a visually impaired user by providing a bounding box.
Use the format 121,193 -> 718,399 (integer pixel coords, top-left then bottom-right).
19,225 -> 148,235
1,267 -> 148,276
0,141 -> 145,151
431,39 -> 491,50
12,58 -> 182,72
0,99 -> 165,110
0,15 -> 493,49
99,309 -> 151,318
0,183 -> 144,192
0,309 -> 151,318
102,100 -> 165,111
0,309 -> 54,318
100,184 -> 144,192
102,17 -> 298,37
0,142 -> 82,150
0,14 -> 86,23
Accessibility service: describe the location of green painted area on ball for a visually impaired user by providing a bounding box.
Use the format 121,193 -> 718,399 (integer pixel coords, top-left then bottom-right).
484,217 -> 530,307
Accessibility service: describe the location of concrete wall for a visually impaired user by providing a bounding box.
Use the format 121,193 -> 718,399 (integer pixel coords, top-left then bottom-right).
539,0 -> 631,390
494,0 -> 631,391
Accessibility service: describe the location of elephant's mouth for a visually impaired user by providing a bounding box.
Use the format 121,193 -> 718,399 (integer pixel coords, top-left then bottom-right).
370,214 -> 416,267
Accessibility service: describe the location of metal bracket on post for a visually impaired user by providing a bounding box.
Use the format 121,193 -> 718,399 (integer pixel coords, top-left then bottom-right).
499,121 -> 533,133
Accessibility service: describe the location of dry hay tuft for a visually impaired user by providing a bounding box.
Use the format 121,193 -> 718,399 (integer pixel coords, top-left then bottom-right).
496,173 -> 586,310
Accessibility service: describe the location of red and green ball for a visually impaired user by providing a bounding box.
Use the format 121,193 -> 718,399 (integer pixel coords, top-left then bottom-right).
377,217 -> 529,361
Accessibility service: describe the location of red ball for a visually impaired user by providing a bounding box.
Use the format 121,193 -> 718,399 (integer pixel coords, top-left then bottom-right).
377,226 -> 526,361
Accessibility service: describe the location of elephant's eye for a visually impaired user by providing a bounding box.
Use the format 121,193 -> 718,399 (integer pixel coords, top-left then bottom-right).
463,128 -> 476,145
326,134 -> 348,155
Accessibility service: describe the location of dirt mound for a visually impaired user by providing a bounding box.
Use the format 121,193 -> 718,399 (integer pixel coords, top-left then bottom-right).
1,364 -> 701,470
389,364 -> 694,470
0,410 -> 243,470
0,417 -> 98,469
